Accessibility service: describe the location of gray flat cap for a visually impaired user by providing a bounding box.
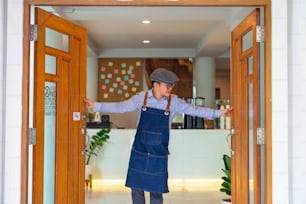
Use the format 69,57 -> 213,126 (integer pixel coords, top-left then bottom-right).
150,68 -> 179,84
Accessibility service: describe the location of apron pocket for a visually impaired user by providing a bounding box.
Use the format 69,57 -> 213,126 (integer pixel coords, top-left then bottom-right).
129,149 -> 168,175
141,130 -> 162,145
129,149 -> 147,171
146,155 -> 168,175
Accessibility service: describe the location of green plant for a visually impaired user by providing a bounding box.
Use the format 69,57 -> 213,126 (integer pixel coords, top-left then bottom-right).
220,154 -> 231,197
85,128 -> 110,165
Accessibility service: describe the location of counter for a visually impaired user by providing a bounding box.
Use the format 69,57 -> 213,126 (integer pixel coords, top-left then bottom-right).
87,129 -> 231,183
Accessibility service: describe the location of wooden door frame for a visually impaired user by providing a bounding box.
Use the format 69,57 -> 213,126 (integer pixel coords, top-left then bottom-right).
231,8 -> 262,203
21,0 -> 272,204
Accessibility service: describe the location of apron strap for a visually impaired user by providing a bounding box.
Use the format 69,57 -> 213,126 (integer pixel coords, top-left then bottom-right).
142,91 -> 172,114
141,92 -> 149,111
164,95 -> 171,115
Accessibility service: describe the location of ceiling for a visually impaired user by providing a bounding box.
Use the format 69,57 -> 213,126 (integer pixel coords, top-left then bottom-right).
43,6 -> 254,58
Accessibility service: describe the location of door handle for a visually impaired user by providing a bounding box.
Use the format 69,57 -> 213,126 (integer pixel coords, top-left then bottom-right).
81,112 -> 90,155
82,112 -> 88,140
226,127 -> 235,156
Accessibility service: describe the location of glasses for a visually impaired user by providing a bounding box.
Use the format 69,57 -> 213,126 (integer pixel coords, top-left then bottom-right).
159,82 -> 175,89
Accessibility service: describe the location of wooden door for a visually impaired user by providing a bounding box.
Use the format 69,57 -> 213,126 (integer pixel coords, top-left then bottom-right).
32,8 -> 87,204
231,8 -> 263,204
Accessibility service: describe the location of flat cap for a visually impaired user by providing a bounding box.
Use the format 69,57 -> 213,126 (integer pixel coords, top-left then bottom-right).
150,68 -> 179,84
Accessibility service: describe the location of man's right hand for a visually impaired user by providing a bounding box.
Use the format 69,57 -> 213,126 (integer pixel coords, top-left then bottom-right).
84,98 -> 95,109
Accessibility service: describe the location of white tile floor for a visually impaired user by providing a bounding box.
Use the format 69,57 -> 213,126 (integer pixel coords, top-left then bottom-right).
85,183 -> 225,204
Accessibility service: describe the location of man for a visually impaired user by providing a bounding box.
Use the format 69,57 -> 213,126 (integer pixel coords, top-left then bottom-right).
84,68 -> 232,204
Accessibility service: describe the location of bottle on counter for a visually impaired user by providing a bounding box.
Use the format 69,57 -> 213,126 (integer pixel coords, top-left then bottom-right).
214,99 -> 221,129
93,112 -> 101,123
194,97 -> 205,129
225,99 -> 231,129
184,97 -> 194,129
219,101 -> 225,129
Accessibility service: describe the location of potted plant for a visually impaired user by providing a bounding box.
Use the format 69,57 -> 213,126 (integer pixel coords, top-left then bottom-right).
84,128 -> 110,186
220,154 -> 231,204
86,111 -> 94,123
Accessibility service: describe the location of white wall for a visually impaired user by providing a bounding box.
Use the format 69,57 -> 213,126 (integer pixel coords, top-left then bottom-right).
271,0 -> 290,203
1,1 -> 306,203
287,0 -> 306,203
0,0 -> 5,202
1,0 -> 23,203
86,55 -> 99,101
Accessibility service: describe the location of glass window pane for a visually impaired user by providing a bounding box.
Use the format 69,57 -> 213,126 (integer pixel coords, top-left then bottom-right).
43,82 -> 56,204
46,27 -> 69,52
248,56 -> 253,75
242,30 -> 253,52
248,82 -> 254,204
45,54 -> 57,75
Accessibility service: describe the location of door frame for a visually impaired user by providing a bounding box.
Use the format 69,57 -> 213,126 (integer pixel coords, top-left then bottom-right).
21,1 -> 272,204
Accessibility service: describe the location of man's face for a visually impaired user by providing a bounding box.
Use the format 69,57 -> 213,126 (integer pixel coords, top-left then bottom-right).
155,82 -> 175,97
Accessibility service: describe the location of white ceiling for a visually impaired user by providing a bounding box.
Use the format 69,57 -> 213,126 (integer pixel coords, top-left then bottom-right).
44,6 -> 254,58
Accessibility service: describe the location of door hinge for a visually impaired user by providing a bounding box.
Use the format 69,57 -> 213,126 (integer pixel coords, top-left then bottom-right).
257,127 -> 265,145
256,25 -> 265,43
30,24 -> 38,41
28,128 -> 37,145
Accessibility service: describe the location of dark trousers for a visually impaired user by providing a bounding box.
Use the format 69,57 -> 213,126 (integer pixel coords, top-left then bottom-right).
131,188 -> 163,204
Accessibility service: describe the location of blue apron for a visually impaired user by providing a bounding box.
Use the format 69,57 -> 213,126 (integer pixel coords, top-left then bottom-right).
125,92 -> 171,193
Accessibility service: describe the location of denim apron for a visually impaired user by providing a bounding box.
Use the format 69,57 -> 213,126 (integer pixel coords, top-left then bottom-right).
125,92 -> 171,193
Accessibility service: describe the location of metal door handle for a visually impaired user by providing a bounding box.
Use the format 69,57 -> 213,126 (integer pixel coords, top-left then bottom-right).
226,127 -> 235,156
81,112 -> 89,155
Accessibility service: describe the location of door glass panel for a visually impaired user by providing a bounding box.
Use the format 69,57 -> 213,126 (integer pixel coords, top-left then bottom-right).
46,27 -> 69,52
248,82 -> 254,204
45,54 -> 57,75
43,82 -> 57,204
242,30 -> 253,52
248,56 -> 254,75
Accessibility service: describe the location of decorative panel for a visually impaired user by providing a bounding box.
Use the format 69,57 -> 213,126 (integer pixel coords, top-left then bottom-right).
98,58 -> 143,102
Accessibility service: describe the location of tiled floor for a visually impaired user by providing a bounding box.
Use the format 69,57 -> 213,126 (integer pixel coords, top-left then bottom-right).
85,182 -> 225,204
